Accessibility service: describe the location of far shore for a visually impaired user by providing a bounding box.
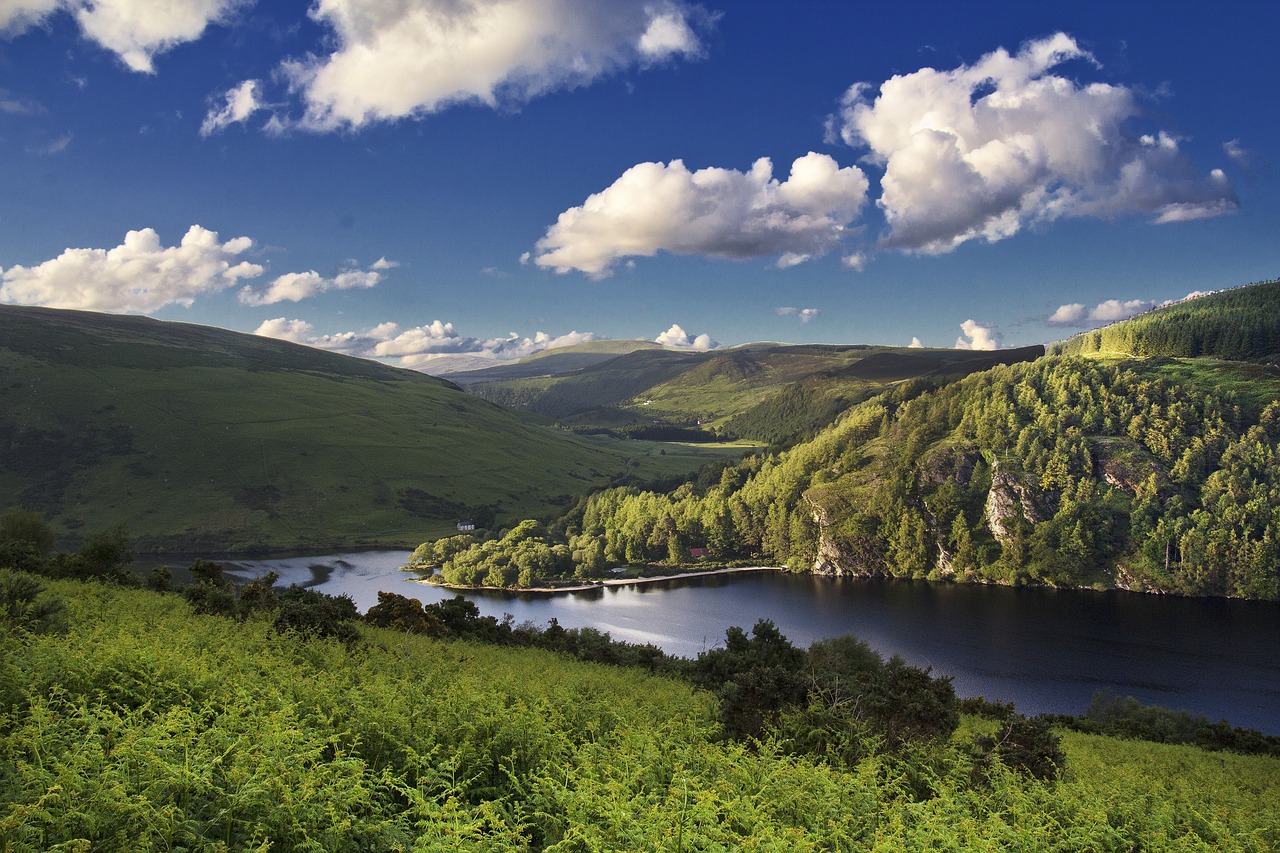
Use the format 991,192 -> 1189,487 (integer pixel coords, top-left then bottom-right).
414,565 -> 786,595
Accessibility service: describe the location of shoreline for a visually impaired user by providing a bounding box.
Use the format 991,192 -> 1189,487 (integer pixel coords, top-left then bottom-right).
415,565 -> 786,595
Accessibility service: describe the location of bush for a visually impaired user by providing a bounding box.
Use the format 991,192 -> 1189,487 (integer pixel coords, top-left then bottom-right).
973,715 -> 1066,781
0,569 -> 67,635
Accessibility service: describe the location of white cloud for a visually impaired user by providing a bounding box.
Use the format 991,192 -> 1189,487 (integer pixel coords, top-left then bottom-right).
534,152 -> 869,277
841,251 -> 868,272
239,265 -> 382,306
637,8 -> 701,59
1223,139 -> 1256,173
1048,298 -> 1156,326
0,0 -> 61,34
835,33 -> 1238,254
955,319 -> 1000,350
1089,298 -> 1152,322
266,0 -> 709,132
254,317 -> 601,369
908,336 -> 924,348
201,79 -> 263,136
253,317 -> 315,343
0,225 -> 263,312
370,256 -> 399,270
775,306 -> 820,323
655,323 -> 717,349
1047,303 -> 1087,325
4,0 -> 245,73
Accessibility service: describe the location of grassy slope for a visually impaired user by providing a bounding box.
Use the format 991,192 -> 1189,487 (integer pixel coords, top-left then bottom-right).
464,342 -> 1045,436
0,306 -> 740,551
2,579 -> 1276,850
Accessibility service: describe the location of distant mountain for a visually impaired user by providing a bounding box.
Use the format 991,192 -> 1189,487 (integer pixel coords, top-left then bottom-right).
455,341 -> 1045,444
0,306 -> 736,552
443,339 -> 665,382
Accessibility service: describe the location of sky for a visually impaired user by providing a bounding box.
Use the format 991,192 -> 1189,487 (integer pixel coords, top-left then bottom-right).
1,1 -> 1277,370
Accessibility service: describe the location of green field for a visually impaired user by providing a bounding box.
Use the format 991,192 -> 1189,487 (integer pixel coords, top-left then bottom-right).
0,306 -> 743,552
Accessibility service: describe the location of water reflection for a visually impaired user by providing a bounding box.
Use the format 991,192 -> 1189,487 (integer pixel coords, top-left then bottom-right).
192,550 -> 1280,734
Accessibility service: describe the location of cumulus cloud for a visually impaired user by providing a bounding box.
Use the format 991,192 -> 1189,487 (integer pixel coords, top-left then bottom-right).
238,265 -> 382,306
370,256 -> 399,270
1048,303 -> 1087,325
260,0 -> 709,132
0,225 -> 263,312
253,317 -> 315,344
908,336 -> 924,348
3,0 -> 245,73
1049,290 -> 1215,327
655,323 -> 717,349
834,33 -> 1238,254
254,317 -> 600,369
534,152 -> 869,276
1089,298 -> 1152,322
775,307 -> 820,323
1048,298 -> 1152,326
201,79 -> 263,136
955,319 -> 1000,350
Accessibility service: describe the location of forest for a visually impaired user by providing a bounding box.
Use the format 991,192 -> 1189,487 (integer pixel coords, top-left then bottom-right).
2,524 -> 1278,850
414,353 -> 1280,599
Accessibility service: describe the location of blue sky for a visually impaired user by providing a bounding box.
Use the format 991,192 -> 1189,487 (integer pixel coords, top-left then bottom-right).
1,1 -> 1276,371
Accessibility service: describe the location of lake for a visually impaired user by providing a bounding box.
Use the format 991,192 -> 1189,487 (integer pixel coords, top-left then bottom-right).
208,550 -> 1280,734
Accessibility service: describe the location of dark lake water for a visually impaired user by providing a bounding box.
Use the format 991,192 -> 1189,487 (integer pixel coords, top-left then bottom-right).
190,550 -> 1280,734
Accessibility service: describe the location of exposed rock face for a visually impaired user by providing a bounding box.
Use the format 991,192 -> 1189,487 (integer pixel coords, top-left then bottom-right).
984,456 -> 1045,544
1091,437 -> 1173,499
808,495 -> 881,577
916,442 -> 978,488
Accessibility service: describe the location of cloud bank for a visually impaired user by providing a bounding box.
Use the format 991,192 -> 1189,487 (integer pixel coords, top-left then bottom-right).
1,0 -> 245,73
0,225 -> 263,312
834,33 -> 1237,254
0,226 -> 392,313
245,0 -> 709,132
534,153 -> 869,276
255,317 -> 600,368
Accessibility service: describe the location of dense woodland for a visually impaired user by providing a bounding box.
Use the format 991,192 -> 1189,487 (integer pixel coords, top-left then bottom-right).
416,354 -> 1280,599
2,524 -> 1278,849
1052,279 -> 1280,361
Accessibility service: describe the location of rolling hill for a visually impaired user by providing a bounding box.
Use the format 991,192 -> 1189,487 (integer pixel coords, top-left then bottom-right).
0,306 -> 742,552
454,341 -> 1045,444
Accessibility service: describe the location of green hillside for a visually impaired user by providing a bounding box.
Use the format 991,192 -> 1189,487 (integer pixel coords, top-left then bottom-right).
2,575 -> 1276,849
444,339 -> 665,384
460,342 -> 1044,444
418,279 -> 1280,599
0,306 -> 740,552
1051,278 -> 1280,360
